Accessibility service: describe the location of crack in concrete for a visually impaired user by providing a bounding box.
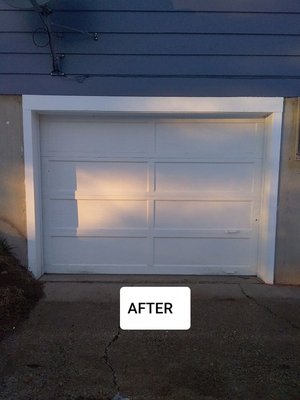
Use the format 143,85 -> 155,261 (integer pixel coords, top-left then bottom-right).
102,326 -> 121,397
239,284 -> 299,330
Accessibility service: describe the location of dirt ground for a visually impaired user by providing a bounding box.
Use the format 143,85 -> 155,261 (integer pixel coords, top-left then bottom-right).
0,243 -> 44,341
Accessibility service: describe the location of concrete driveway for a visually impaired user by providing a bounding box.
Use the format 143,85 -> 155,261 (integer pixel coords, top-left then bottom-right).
0,276 -> 300,400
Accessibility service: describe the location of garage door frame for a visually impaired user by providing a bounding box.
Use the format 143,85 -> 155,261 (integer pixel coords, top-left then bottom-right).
22,96 -> 283,283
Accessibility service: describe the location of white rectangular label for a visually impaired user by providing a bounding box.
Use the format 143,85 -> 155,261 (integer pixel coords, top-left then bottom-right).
120,287 -> 191,330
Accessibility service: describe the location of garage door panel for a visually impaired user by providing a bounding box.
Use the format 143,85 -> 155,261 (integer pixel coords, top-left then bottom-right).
47,237 -> 149,267
154,238 -> 252,266
41,116 -> 264,275
156,121 -> 262,156
77,200 -> 148,229
41,117 -> 154,156
155,162 -> 256,192
76,162 -> 149,195
46,161 -> 149,195
47,199 -> 148,229
154,200 -> 252,229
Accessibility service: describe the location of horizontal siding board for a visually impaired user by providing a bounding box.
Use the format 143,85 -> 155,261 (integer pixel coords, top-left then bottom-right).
55,55 -> 300,76
50,0 -> 300,12
4,33 -> 300,56
2,54 -> 300,76
0,54 -> 51,73
94,34 -> 300,56
0,33 -> 37,53
0,11 -> 40,31
1,74 -> 300,96
2,11 -> 300,34
3,0 -> 300,12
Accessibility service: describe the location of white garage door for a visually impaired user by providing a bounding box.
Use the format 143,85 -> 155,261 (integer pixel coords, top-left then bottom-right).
40,115 -> 265,275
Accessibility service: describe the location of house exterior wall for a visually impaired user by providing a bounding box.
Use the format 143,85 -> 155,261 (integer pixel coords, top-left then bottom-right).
1,97 -> 300,283
2,0 -> 300,96
275,98 -> 300,284
0,95 -> 27,265
1,1 -> 300,283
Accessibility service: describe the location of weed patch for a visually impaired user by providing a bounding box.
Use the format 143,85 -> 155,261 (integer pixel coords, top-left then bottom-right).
0,237 -> 44,341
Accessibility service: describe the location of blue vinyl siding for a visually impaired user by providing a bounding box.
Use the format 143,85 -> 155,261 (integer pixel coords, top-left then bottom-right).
1,0 -> 300,95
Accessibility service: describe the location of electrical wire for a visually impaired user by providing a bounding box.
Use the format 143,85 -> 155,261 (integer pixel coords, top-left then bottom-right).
32,26 -> 49,47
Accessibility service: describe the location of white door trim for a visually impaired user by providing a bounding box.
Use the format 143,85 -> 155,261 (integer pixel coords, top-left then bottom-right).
22,96 -> 283,283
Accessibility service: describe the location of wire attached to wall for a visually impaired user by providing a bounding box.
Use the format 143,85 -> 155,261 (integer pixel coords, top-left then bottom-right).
36,7 -> 65,75
5,0 -> 98,76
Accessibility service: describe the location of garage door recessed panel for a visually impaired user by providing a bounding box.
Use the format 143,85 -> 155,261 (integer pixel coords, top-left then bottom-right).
76,162 -> 149,195
154,238 -> 252,266
48,199 -> 148,230
41,117 -> 154,156
155,162 -> 255,193
46,161 -> 149,195
154,200 -> 252,230
156,121 -> 261,156
48,237 -> 148,267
